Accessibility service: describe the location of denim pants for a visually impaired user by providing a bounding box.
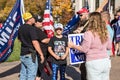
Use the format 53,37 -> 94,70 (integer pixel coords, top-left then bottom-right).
52,63 -> 66,80
20,54 -> 38,80
86,58 -> 111,80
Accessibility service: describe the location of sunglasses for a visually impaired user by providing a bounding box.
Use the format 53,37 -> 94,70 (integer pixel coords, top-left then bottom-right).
79,14 -> 83,17
55,28 -> 62,31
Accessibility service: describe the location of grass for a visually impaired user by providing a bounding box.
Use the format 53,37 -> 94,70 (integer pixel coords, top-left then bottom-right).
7,38 -> 21,62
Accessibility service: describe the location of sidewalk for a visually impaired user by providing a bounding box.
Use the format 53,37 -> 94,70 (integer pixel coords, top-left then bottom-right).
0,56 -> 120,80
0,61 -> 20,80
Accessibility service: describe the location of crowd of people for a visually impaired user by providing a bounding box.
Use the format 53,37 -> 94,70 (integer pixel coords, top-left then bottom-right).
17,6 -> 120,80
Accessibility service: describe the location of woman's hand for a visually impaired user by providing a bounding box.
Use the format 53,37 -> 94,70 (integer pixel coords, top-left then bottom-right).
68,41 -> 75,48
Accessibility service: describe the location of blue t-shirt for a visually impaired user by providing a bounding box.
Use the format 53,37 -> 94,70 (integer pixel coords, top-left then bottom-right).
106,24 -> 114,56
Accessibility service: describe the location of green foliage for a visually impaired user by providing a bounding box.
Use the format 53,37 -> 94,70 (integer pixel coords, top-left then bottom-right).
0,0 -> 7,10
24,0 -> 46,15
52,0 -> 73,25
7,38 -> 21,62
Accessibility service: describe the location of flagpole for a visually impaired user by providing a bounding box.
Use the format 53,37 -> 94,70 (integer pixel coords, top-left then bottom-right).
21,0 -> 25,13
20,0 -> 25,23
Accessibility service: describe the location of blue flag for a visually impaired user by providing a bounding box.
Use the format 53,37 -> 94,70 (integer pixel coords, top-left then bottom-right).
115,16 -> 120,43
62,14 -> 80,36
0,0 -> 24,62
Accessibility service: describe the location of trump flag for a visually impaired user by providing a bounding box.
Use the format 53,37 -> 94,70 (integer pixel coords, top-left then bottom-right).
62,14 -> 80,36
0,0 -> 24,62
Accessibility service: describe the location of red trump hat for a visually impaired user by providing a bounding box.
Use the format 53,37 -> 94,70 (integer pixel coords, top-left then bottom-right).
77,8 -> 89,14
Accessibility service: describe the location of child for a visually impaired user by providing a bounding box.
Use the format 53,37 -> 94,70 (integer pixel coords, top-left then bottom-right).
48,23 -> 69,80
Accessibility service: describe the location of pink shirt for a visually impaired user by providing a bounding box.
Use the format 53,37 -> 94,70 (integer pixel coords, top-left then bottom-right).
80,31 -> 112,61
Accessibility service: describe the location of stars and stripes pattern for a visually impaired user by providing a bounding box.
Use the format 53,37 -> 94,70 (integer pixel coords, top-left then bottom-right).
42,0 -> 53,76
43,0 -> 54,38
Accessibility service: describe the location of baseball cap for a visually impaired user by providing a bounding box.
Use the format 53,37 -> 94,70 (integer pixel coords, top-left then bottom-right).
22,12 -> 33,20
54,23 -> 63,29
77,8 -> 89,14
34,15 -> 43,22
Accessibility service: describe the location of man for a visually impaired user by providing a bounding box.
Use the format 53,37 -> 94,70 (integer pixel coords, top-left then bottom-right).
113,9 -> 120,56
77,8 -> 89,21
73,8 -> 89,80
73,8 -> 89,34
18,12 -> 44,80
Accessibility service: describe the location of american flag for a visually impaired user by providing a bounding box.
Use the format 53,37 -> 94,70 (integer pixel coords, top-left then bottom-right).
42,0 -> 53,76
43,0 -> 54,38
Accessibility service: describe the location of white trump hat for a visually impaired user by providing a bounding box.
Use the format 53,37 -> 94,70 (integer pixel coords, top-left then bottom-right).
54,23 -> 63,29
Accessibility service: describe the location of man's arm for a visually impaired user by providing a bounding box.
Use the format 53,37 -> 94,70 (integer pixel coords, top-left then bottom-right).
32,40 -> 44,63
41,38 -> 50,44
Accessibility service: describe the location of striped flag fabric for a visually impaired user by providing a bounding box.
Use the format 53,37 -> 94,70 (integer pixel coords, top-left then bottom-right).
62,14 -> 80,36
0,0 -> 24,62
42,0 -> 53,76
42,0 -> 54,38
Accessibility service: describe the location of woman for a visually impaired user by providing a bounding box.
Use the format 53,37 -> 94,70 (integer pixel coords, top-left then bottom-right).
68,12 -> 112,80
34,15 -> 50,80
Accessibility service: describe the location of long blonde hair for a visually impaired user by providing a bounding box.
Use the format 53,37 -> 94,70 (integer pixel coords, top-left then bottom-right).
88,12 -> 108,44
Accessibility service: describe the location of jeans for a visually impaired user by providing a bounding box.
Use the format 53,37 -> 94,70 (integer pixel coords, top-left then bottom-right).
20,54 -> 38,80
80,63 -> 87,80
86,58 -> 111,80
52,63 -> 66,80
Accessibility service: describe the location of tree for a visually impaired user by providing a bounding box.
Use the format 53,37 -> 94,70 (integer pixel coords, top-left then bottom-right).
0,0 -> 15,21
52,0 -> 73,25
24,0 -> 46,15
0,0 -> 46,22
0,0 -> 7,10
